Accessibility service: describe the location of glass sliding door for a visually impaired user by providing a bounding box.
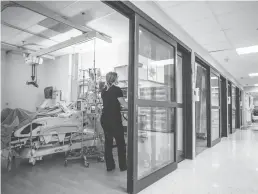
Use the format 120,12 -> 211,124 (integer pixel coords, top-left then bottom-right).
220,76 -> 228,137
130,15 -> 178,193
232,85 -> 236,132
210,70 -> 221,145
240,90 -> 243,127
176,52 -> 184,162
228,82 -> 232,134
195,62 -> 208,155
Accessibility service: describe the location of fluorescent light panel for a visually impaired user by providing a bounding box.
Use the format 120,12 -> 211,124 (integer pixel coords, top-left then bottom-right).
236,45 -> 258,55
211,76 -> 218,80
249,73 -> 258,77
254,84 -> 258,86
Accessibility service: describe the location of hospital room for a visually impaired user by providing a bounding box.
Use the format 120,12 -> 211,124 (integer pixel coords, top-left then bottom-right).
1,1 -> 131,193
1,1 -> 176,194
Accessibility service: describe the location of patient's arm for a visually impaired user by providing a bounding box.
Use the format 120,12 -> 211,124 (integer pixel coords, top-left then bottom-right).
118,97 -> 128,109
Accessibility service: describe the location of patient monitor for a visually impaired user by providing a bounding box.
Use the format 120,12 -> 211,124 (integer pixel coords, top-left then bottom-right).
38,87 -> 63,110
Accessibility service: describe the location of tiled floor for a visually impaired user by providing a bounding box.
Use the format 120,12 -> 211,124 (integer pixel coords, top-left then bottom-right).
139,124 -> 258,194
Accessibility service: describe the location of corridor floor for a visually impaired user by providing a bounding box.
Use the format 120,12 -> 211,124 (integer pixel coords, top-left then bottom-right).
2,126 -> 258,194
139,125 -> 258,194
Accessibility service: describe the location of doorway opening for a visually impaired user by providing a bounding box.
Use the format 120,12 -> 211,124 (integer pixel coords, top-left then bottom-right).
195,62 -> 208,155
220,76 -> 228,137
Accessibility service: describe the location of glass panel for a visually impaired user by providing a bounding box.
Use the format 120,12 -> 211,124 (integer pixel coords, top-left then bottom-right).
177,108 -> 183,152
137,107 -> 175,179
232,86 -> 236,129
195,64 -> 208,150
138,27 -> 175,101
232,109 -> 236,129
210,73 -> 219,107
232,86 -> 236,109
176,54 -> 183,103
211,109 -> 220,141
228,84 -> 231,131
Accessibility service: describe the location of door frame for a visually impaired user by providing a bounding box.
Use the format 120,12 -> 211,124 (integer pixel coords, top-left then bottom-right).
176,51 -> 185,163
194,57 -> 210,150
209,68 -> 221,147
176,47 -> 192,162
236,87 -> 240,128
103,2 -> 193,193
220,75 -> 228,137
240,90 -> 243,127
231,84 -> 237,133
129,14 -> 179,194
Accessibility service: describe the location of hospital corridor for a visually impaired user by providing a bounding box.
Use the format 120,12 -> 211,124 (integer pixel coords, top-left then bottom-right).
139,125 -> 258,194
1,1 -> 258,194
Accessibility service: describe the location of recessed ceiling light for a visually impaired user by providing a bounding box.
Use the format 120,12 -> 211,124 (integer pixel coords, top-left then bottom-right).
236,45 -> 258,55
254,84 -> 258,86
249,73 -> 258,77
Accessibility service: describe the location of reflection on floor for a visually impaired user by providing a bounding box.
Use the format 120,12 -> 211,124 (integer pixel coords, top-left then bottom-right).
139,124 -> 258,194
1,152 -> 126,194
196,136 -> 207,155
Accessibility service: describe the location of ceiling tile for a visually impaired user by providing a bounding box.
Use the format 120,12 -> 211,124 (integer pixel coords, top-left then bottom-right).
210,50 -> 240,65
27,25 -> 47,34
38,1 -> 76,13
207,1 -> 258,16
159,2 -> 214,25
238,54 -> 258,65
27,25 -> 63,42
22,36 -> 57,48
8,32 -> 33,45
225,30 -> 258,48
203,41 -> 232,52
59,1 -> 111,18
216,11 -> 258,31
1,7 -> 46,29
181,17 -> 221,35
87,12 -> 129,41
34,38 -> 57,48
156,1 -> 190,8
1,25 -> 21,42
193,31 -> 228,45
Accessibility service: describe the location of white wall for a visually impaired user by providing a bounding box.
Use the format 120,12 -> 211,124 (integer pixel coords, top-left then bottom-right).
44,55 -> 70,102
1,52 -> 70,112
1,52 -> 48,111
1,51 -> 7,110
